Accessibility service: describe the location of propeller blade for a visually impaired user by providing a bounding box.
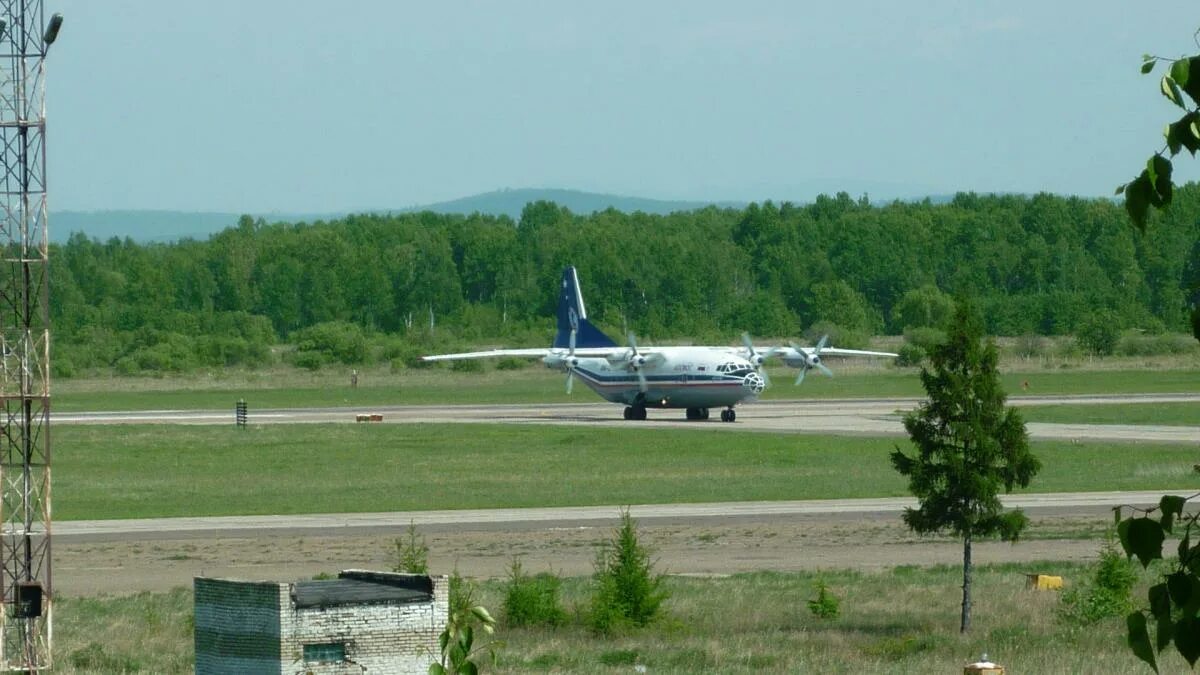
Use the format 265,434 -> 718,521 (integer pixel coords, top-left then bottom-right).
569,328 -> 577,354
817,363 -> 834,378
566,369 -> 574,394
794,367 -> 807,386
637,368 -> 647,392
761,367 -> 771,388
815,334 -> 829,353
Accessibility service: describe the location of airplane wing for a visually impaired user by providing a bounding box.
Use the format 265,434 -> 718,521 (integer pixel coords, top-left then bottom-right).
734,345 -> 898,360
804,346 -> 898,358
422,347 -> 632,362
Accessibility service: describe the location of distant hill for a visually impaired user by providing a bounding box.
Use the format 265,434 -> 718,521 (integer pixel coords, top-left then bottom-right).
48,188 -> 960,244
399,188 -> 743,220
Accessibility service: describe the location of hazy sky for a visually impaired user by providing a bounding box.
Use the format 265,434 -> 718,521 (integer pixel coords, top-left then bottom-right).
46,1 -> 1200,212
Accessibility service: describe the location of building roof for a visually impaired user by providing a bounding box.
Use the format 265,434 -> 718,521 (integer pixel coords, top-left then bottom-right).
292,571 -> 434,609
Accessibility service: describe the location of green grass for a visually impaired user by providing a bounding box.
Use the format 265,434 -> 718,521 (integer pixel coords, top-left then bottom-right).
51,563 -> 1172,674
51,362 -> 1200,412
1019,402 -> 1200,426
55,423 -> 1199,520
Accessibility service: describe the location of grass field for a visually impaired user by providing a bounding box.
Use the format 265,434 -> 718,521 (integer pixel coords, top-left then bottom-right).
1019,402 -> 1200,426
51,562 -> 1169,674
51,359 -> 1200,412
55,423 -> 1199,521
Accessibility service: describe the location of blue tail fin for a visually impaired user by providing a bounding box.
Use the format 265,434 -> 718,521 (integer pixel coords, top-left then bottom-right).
554,267 -> 618,349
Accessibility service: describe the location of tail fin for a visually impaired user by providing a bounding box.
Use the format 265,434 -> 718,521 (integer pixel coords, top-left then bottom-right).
554,267 -> 618,349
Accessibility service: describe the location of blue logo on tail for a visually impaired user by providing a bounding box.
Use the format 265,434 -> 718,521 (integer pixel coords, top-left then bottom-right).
554,267 -> 617,349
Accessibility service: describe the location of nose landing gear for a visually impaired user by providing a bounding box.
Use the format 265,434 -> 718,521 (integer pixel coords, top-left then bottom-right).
719,408 -> 737,423
685,407 -> 710,421
623,405 -> 647,421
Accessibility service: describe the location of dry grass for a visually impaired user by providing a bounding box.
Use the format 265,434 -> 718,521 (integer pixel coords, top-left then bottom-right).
48,562 -> 1180,674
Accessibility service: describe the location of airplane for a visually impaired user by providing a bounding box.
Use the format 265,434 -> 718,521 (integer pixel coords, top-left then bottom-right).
422,267 -> 898,422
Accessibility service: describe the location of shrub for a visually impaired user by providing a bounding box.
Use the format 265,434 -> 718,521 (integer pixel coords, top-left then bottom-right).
804,321 -> 870,350
1060,538 -> 1138,625
502,558 -> 567,627
496,357 -> 527,371
895,343 -> 926,367
451,358 -> 485,373
1077,311 -> 1121,356
391,522 -> 428,574
589,509 -> 668,633
291,321 -> 367,364
1013,333 -> 1048,359
807,580 -> 840,619
903,326 -> 947,353
1116,332 -> 1199,356
291,350 -> 327,371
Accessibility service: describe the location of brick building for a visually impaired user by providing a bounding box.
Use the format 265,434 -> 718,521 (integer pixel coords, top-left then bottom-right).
194,570 -> 449,674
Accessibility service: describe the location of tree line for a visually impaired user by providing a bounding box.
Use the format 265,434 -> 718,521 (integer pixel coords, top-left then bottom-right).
49,186 -> 1200,374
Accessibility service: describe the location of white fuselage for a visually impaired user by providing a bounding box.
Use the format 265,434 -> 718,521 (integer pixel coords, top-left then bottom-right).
555,346 -> 763,409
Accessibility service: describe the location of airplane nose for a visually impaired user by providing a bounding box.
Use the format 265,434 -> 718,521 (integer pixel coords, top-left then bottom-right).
742,372 -> 765,394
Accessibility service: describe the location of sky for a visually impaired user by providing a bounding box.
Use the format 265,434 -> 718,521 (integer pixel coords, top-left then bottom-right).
44,0 -> 1200,212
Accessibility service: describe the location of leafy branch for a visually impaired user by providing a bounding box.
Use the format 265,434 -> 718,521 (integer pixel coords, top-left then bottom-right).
1115,492 -> 1200,672
1118,54 -> 1200,230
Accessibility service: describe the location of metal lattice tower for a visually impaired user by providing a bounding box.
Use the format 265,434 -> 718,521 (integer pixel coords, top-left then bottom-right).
0,1 -> 57,670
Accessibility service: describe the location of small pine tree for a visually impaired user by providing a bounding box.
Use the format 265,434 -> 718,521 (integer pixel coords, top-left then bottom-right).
391,521 -> 428,574
891,300 -> 1040,633
807,580 -> 840,619
589,508 -> 668,633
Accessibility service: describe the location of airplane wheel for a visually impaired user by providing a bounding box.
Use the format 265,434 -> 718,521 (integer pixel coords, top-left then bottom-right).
623,406 -> 633,420
635,406 -> 647,421
721,409 -> 736,423
686,407 -> 702,421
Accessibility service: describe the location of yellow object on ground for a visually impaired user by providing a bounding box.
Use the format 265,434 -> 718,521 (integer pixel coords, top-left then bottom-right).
1025,573 -> 1064,590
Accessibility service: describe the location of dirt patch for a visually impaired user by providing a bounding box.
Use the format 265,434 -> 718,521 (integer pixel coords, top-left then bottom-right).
56,511 -> 1110,597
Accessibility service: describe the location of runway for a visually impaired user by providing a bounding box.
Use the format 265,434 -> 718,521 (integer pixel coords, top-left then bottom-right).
45,393 -> 1200,594
54,393 -> 1200,443
55,489 -> 1188,542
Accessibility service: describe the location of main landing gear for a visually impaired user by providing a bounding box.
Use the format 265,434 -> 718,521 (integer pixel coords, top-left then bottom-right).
623,405 -> 647,421
685,407 -> 710,421
719,408 -> 737,423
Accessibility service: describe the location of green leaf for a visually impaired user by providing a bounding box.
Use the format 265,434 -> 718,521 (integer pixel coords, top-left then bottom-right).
1161,495 -> 1187,533
1180,57 -> 1200,107
1149,155 -> 1173,207
460,662 -> 479,675
471,605 -> 495,625
428,664 -> 448,675
1129,612 -> 1160,672
1128,517 -> 1166,568
1163,76 -> 1186,108
1177,616 -> 1200,666
1142,60 -> 1156,74
1119,517 -> 1135,558
439,629 -> 450,656
1191,120 -> 1200,140
1172,58 -> 1191,88
460,624 -> 474,653
1123,174 -> 1153,232
1114,183 -> 1128,196
1151,583 -> 1173,651
1169,571 -> 1193,607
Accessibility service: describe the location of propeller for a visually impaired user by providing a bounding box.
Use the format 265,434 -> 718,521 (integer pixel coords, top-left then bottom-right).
740,332 -> 780,387
791,334 -> 833,385
626,331 -> 648,393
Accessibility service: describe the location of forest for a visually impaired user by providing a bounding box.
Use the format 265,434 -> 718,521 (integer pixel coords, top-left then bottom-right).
49,186 -> 1200,375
